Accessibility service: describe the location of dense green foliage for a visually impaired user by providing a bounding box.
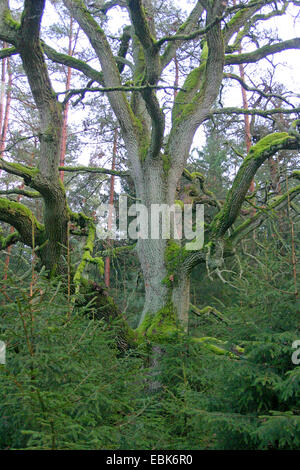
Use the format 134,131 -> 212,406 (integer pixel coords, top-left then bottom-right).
1,227 -> 299,450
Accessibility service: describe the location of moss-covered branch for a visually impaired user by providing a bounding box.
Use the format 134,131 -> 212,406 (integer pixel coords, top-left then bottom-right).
192,336 -> 243,359
0,45 -> 17,59
211,129 -> 300,238
73,223 -> 104,293
190,304 -> 229,323
223,0 -> 287,45
212,106 -> 300,119
0,159 -> 39,180
157,18 -> 220,49
135,302 -> 241,358
0,1 -> 19,45
0,230 -> 20,250
0,198 -> 45,248
59,84 -> 183,104
0,189 -> 41,198
61,165 -> 130,177
42,42 -> 103,84
226,38 -> 300,65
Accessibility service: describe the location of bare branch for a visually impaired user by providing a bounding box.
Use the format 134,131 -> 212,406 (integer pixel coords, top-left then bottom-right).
229,184 -> 300,245
224,72 -> 294,107
226,38 -> 300,65
160,2 -> 204,71
212,106 -> 300,119
60,165 -> 130,177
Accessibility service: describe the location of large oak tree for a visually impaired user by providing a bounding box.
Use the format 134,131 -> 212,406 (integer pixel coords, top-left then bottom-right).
0,0 -> 300,338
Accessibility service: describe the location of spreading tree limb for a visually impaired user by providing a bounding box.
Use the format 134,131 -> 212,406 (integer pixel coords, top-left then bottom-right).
0,197 -> 45,248
226,38 -> 300,65
0,230 -> 20,250
61,165 -> 129,177
211,128 -> 300,238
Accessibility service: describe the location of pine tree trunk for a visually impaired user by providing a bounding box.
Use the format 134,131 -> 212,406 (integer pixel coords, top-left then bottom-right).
105,128 -> 118,288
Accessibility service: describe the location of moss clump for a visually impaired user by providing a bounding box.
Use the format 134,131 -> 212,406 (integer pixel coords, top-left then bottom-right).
192,336 -> 242,359
162,240 -> 186,287
162,153 -> 171,174
245,132 -> 290,161
136,303 -> 180,343
0,230 -> 19,249
68,208 -> 93,228
174,199 -> 184,210
4,8 -> 20,31
127,102 -> 150,161
73,223 -> 104,287
172,64 -> 206,125
7,162 -> 39,178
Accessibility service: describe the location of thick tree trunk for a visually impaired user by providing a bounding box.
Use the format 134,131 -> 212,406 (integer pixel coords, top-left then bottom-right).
137,237 -> 169,324
172,272 -> 190,332
136,164 -> 170,323
136,159 -> 191,331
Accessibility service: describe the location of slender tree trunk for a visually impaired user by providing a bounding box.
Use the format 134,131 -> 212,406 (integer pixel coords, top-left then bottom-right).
233,0 -> 254,194
1,58 -> 13,282
173,53 -> 179,100
60,16 -> 73,182
172,271 -> 190,331
105,128 -> 117,288
0,58 -> 11,155
0,41 -> 7,141
237,53 -> 255,195
3,187 -> 23,281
